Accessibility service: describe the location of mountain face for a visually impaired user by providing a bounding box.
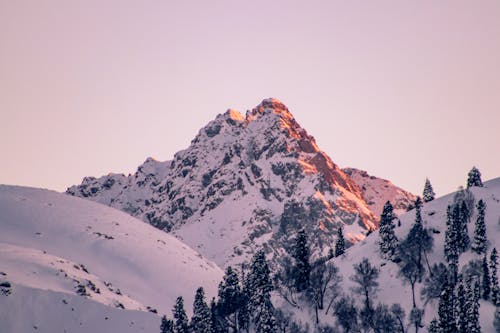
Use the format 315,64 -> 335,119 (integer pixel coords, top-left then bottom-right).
343,167 -> 416,216
67,98 -> 414,267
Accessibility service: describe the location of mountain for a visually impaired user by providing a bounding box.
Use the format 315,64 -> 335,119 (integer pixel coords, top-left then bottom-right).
0,185 -> 223,333
67,98 -> 415,267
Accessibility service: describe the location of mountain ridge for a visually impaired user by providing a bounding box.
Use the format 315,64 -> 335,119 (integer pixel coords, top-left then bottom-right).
67,99 -> 415,267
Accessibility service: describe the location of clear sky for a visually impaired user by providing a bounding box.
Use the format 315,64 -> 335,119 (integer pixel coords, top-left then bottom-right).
1,0 -> 499,196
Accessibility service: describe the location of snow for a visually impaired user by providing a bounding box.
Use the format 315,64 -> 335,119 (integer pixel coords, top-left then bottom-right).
0,185 -> 223,332
67,100 -> 414,270
329,178 -> 500,332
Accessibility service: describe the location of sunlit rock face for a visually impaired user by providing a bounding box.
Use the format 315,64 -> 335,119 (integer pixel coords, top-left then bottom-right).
68,98 -> 415,267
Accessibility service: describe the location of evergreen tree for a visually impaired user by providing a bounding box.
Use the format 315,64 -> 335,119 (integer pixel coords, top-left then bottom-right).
456,281 -> 468,333
482,255 -> 491,301
472,200 -> 488,254
491,248 -> 500,305
210,298 -> 227,333
218,266 -> 244,332
428,319 -> 440,333
458,202 -> 471,251
437,281 -> 456,333
378,201 -> 399,260
246,250 -> 276,333
467,166 -> 483,188
494,307 -> 500,333
444,205 -> 459,265
191,287 -> 212,333
173,297 -> 189,333
350,258 -> 379,328
161,315 -> 175,333
423,178 -> 435,202
335,226 -> 346,257
466,279 -> 481,333
292,230 -> 311,292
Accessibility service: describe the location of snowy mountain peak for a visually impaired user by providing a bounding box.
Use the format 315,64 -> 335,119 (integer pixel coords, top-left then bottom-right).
67,99 -> 415,267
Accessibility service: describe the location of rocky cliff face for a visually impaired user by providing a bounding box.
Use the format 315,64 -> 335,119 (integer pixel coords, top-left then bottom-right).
67,98 -> 414,267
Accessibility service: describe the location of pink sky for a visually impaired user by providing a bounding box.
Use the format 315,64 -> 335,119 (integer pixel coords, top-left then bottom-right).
1,0 -> 499,195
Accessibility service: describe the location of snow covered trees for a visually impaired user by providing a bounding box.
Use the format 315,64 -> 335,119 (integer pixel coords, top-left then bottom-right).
161,315 -> 174,333
246,250 -> 276,333
495,307 -> 500,333
491,248 -> 500,305
335,226 -> 346,257
292,230 -> 311,292
467,166 -> 483,188
218,266 -> 245,332
423,178 -> 435,202
466,279 -> 481,333
472,199 -> 488,255
173,297 -> 189,333
191,287 -> 212,333
378,201 -> 398,260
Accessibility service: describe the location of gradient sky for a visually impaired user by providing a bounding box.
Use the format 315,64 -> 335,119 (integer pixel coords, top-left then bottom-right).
1,0 -> 499,196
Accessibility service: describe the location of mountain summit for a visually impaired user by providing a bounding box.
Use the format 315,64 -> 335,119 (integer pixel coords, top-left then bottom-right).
67,99 -> 414,266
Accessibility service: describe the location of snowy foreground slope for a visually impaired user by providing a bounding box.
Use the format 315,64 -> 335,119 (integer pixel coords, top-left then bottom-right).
296,178 -> 500,332
0,185 -> 223,333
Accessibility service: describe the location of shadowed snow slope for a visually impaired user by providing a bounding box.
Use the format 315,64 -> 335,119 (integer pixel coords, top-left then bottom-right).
0,185 -> 223,333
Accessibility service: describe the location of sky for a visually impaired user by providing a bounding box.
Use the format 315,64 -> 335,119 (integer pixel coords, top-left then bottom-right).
1,0 -> 499,196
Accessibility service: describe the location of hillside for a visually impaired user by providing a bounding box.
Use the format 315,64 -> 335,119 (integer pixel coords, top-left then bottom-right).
0,185 -> 223,333
67,98 -> 415,267
278,178 -> 500,332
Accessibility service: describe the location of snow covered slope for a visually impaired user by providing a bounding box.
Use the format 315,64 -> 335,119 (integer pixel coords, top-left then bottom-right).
67,98 -> 414,267
0,185 -> 223,333
327,178 -> 500,332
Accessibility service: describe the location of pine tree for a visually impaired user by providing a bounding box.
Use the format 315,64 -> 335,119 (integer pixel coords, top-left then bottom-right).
444,205 -> 459,264
472,199 -> 488,255
456,281 -> 468,333
191,287 -> 212,333
428,319 -> 440,333
378,201 -> 399,260
210,298 -> 227,333
466,279 -> 481,333
438,281 -> 456,333
172,297 -> 189,333
423,178 -> 435,202
218,266 -> 244,332
491,248 -> 500,305
467,166 -> 483,188
335,226 -> 346,257
458,202 -> 470,251
494,307 -> 500,333
246,250 -> 276,333
482,255 -> 491,301
161,315 -> 175,333
292,230 -> 311,292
